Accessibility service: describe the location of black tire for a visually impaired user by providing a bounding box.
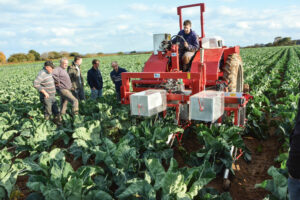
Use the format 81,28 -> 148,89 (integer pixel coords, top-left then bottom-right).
223,53 -> 244,92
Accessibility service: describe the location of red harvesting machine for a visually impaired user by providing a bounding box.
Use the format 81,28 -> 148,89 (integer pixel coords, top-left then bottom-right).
120,3 -> 252,127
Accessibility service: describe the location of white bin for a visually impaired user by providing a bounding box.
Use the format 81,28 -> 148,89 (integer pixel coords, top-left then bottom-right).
130,89 -> 167,117
190,91 -> 224,122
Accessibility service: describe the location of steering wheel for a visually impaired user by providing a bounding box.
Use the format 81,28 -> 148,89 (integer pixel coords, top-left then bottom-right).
171,35 -> 187,43
171,35 -> 187,50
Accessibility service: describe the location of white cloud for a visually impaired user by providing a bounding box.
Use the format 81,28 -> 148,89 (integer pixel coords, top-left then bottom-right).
218,6 -> 246,17
51,27 -> 75,37
219,0 -> 237,2
0,31 -> 16,37
180,7 -> 200,17
117,14 -> 133,20
236,22 -> 250,29
0,0 -> 18,5
268,22 -> 282,29
129,3 -> 149,11
155,6 -> 176,15
41,0 -> 68,5
117,25 -> 129,31
0,41 -> 8,45
49,38 -> 73,46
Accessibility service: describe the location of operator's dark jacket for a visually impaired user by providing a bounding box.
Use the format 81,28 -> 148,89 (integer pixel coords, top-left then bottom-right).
87,67 -> 103,90
287,86 -> 300,179
172,29 -> 199,56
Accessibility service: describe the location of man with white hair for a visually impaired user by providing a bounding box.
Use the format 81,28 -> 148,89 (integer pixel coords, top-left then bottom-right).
110,61 -> 127,101
52,57 -> 79,115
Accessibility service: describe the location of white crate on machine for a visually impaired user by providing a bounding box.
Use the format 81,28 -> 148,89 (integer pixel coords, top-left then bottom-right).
189,91 -> 224,122
130,89 -> 167,117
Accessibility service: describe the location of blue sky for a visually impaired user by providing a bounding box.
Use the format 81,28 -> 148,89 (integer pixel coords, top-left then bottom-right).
1,0 -> 300,57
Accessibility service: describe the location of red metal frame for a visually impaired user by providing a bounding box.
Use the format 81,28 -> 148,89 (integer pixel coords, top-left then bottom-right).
177,3 -> 205,38
121,70 -> 206,105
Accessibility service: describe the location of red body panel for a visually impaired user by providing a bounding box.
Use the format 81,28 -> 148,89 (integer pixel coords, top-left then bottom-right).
202,48 -> 224,85
143,53 -> 168,72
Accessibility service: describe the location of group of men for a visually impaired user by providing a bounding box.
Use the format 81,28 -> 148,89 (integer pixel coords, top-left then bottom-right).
33,56 -> 126,122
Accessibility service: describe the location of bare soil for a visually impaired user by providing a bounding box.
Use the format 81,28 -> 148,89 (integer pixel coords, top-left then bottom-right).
173,130 -> 282,200
229,136 -> 281,200
15,175 -> 30,200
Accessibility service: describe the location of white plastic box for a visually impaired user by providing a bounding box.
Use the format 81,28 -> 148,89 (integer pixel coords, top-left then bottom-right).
153,33 -> 171,55
130,89 -> 167,117
189,91 -> 224,122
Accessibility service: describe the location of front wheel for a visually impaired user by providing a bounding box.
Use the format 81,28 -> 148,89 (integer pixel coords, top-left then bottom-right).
223,53 -> 244,92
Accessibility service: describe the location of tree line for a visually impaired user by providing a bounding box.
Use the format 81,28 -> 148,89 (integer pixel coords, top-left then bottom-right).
0,50 -> 151,65
0,50 -> 106,64
244,37 -> 300,48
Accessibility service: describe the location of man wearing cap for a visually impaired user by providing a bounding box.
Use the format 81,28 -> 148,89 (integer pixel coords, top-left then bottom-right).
67,55 -> 85,101
33,61 -> 60,122
52,57 -> 79,115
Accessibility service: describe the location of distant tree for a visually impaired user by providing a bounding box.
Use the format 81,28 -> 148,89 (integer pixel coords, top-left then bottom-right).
84,53 -> 97,58
274,36 -> 282,43
265,43 -> 273,47
40,52 -> 49,60
274,37 -> 295,46
130,51 -> 137,54
7,53 -> 28,63
27,53 -> 35,62
28,50 -> 40,61
97,52 -> 104,55
60,51 -> 70,57
117,52 -> 124,55
0,52 -> 6,64
48,51 -> 61,59
70,52 -> 80,57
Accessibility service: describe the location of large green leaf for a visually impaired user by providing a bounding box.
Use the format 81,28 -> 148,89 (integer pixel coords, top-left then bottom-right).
117,180 -> 156,200
255,166 -> 288,200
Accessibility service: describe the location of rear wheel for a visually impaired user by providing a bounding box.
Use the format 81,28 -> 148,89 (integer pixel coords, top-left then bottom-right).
223,53 -> 243,92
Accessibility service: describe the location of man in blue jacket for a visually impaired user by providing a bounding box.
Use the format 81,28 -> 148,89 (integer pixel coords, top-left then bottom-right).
287,84 -> 300,200
172,19 -> 199,71
87,59 -> 103,99
110,61 -> 127,102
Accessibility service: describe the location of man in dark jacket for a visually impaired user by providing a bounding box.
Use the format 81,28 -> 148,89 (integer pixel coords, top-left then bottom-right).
67,56 -> 85,100
287,84 -> 300,200
87,59 -> 103,99
110,61 -> 127,101
172,19 -> 199,71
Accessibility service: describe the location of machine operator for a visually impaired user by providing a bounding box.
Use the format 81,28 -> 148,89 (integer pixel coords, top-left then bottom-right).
172,19 -> 199,72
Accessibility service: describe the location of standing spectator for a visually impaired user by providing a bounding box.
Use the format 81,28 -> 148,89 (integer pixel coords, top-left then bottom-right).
53,58 -> 79,115
110,61 -> 127,101
68,55 -> 85,100
87,59 -> 103,99
287,85 -> 300,200
33,61 -> 60,122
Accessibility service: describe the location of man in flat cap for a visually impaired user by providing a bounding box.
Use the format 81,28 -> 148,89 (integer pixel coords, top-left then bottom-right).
33,61 -> 60,123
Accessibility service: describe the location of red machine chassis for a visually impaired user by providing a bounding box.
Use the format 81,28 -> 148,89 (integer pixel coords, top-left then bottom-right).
121,70 -> 252,126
